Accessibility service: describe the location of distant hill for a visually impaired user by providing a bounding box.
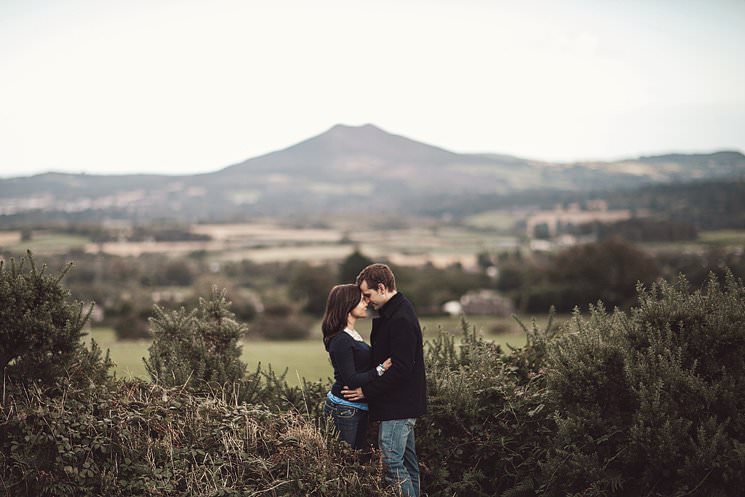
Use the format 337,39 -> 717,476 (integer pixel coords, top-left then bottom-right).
1,124 -> 743,221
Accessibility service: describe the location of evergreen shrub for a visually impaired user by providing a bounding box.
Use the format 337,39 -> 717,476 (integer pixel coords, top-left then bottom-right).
144,287 -> 247,391
539,272 -> 745,497
3,252 -> 745,497
417,318 -> 555,497
0,251 -> 111,389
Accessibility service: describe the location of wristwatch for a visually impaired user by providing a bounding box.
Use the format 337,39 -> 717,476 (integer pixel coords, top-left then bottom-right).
376,363 -> 386,376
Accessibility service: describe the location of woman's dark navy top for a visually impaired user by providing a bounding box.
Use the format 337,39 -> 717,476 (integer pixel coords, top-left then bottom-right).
327,331 -> 377,403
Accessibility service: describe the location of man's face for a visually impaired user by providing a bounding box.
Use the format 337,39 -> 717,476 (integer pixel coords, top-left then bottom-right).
360,280 -> 387,309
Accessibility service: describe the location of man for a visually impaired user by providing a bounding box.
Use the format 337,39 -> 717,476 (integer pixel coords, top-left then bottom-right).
341,263 -> 427,497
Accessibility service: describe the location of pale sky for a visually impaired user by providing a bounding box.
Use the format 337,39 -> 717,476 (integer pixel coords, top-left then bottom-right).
1,0 -> 744,178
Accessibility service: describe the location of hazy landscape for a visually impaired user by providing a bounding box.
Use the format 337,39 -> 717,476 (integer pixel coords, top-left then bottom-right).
2,124 -> 744,383
3,1 -> 745,493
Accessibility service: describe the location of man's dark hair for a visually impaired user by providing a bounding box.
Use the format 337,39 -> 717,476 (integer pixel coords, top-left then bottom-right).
356,263 -> 396,291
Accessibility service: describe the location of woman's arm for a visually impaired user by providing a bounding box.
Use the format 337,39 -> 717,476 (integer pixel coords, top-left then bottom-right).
330,338 -> 379,389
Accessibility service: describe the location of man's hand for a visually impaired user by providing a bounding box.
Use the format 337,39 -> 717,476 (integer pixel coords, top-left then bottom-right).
341,386 -> 365,401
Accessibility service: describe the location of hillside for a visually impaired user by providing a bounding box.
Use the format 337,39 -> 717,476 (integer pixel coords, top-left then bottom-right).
1,124 -> 743,220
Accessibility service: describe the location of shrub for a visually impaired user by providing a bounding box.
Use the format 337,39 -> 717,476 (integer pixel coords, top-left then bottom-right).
0,380 -> 385,497
288,263 -> 338,315
339,249 -> 374,284
0,251 -> 111,388
144,287 -> 247,390
417,319 -> 555,497
249,314 -> 313,341
540,272 -> 745,497
113,309 -> 152,340
547,237 -> 659,310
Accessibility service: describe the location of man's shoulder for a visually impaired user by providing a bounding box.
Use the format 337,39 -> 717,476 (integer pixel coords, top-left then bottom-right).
392,294 -> 419,320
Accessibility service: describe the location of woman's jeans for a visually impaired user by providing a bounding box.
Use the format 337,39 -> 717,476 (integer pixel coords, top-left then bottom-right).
379,418 -> 420,497
324,399 -> 369,450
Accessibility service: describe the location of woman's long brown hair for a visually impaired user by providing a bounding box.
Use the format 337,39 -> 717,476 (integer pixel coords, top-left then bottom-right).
322,284 -> 362,350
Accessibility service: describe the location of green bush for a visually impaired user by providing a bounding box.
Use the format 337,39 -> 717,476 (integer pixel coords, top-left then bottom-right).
0,251 -> 111,389
3,252 -> 745,497
144,287 -> 247,391
417,319 -> 555,497
249,314 -> 313,340
539,272 -> 745,497
416,273 -> 745,497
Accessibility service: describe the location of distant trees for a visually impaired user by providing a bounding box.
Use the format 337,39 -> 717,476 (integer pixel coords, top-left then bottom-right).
395,263 -> 490,314
496,238 -> 658,313
288,262 -> 338,315
493,237 -> 745,314
338,248 -> 373,283
570,217 -> 698,243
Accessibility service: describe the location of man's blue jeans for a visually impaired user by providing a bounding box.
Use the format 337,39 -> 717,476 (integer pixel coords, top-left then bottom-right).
379,418 -> 420,497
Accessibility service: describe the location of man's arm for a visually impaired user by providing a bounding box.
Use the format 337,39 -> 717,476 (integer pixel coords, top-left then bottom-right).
359,317 -> 417,400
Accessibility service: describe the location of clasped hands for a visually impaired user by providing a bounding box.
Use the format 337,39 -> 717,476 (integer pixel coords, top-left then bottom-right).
341,357 -> 392,401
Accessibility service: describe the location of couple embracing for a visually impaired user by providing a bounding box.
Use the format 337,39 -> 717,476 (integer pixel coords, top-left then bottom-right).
321,263 -> 427,497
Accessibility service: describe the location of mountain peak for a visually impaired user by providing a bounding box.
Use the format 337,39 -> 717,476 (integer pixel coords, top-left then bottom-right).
325,123 -> 386,136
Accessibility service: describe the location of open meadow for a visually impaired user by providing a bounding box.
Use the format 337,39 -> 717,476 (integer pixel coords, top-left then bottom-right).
89,313 -> 556,384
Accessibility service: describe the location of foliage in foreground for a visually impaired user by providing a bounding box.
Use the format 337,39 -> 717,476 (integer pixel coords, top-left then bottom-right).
0,381 -> 384,497
541,273 -> 745,497
417,317 -> 555,497
417,272 -> 745,497
1,251 -> 744,496
144,287 -> 247,390
0,251 -> 111,388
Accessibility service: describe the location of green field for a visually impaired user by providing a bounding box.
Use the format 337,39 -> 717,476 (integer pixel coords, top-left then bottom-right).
641,229 -> 745,253
698,229 -> 745,247
88,313 -> 557,385
4,231 -> 89,254
463,210 -> 519,231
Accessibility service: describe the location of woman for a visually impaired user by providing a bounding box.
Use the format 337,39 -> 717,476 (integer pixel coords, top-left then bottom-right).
322,283 -> 391,450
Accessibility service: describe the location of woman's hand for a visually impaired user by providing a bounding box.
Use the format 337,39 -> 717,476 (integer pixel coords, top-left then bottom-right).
383,358 -> 393,370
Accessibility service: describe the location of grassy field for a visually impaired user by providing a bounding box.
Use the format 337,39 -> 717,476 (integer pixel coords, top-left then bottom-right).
698,229 -> 745,247
463,210 -> 519,231
88,313 -> 559,385
3,230 -> 89,254
641,229 -> 745,253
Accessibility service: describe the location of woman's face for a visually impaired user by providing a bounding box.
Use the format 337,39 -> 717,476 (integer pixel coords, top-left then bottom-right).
349,293 -> 368,319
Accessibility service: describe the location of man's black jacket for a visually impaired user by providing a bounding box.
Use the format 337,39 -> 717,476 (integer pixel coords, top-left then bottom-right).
361,292 -> 427,421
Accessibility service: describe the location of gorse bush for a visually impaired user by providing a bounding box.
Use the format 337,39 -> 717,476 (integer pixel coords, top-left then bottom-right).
416,273 -> 745,497
144,287 -> 247,390
2,252 -> 744,496
540,272 -> 745,497
418,319 -> 554,497
0,251 -> 111,389
139,287 -> 326,414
